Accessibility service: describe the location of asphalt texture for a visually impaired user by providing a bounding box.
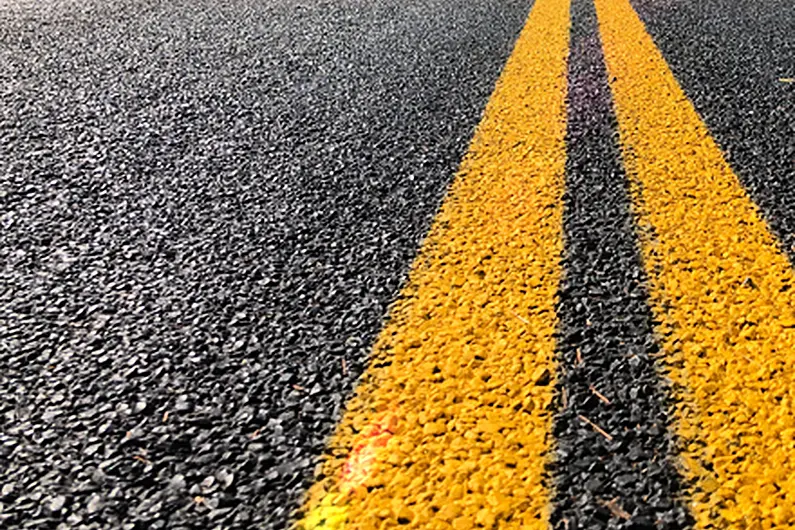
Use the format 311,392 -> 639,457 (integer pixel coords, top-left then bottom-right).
0,0 -> 530,528
549,0 -> 689,527
631,0 -> 795,256
4,0 -> 795,528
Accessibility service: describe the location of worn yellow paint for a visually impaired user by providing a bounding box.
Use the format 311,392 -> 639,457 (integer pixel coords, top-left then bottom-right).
595,0 -> 795,526
296,0 -> 571,527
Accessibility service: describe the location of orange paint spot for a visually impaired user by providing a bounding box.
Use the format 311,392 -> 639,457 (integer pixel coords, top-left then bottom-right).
298,412 -> 398,529
339,412 -> 398,493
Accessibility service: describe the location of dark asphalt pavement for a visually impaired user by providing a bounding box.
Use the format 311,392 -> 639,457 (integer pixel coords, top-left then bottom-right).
2,0 -> 793,528
1,0 -> 528,527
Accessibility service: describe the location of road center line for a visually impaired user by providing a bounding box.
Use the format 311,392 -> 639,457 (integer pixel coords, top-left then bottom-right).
296,0 -> 571,526
596,0 -> 795,525
549,0 -> 689,525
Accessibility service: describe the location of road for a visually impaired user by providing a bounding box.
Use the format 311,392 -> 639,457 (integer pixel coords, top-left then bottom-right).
1,0 -> 793,528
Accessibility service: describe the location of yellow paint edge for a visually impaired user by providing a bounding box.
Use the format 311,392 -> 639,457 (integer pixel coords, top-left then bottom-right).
295,0 -> 571,527
595,0 -> 795,526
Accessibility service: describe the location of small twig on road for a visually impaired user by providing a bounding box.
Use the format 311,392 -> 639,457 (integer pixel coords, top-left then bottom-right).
589,385 -> 611,404
599,497 -> 631,520
509,309 -> 529,325
578,414 -> 613,441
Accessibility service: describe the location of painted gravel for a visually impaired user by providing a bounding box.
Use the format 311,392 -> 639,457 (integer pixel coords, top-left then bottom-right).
597,0 -> 795,525
548,0 -> 689,526
298,0 -> 570,525
631,0 -> 795,259
0,0 -> 529,528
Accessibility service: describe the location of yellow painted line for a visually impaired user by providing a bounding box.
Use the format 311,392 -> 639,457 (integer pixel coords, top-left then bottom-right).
595,0 -> 795,526
296,0 -> 571,527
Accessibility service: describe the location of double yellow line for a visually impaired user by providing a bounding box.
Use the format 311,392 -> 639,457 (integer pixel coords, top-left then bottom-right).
296,0 -> 795,527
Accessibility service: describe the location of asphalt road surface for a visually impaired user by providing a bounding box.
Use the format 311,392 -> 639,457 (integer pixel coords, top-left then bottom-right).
1,0 -> 793,528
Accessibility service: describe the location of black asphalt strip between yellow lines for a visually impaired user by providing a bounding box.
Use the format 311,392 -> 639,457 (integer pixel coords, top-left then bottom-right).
549,0 -> 690,527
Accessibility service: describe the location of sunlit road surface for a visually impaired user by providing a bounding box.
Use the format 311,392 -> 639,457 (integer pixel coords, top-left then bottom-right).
1,0 -> 793,528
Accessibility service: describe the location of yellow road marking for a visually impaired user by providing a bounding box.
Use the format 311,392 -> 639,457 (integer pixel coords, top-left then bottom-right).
297,0 -> 571,526
595,0 -> 795,526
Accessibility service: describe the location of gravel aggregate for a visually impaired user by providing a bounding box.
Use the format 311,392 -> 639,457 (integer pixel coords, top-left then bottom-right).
549,0 -> 689,527
0,0 -> 528,527
3,0 -> 791,527
631,0 -> 795,256
295,0 -> 572,525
